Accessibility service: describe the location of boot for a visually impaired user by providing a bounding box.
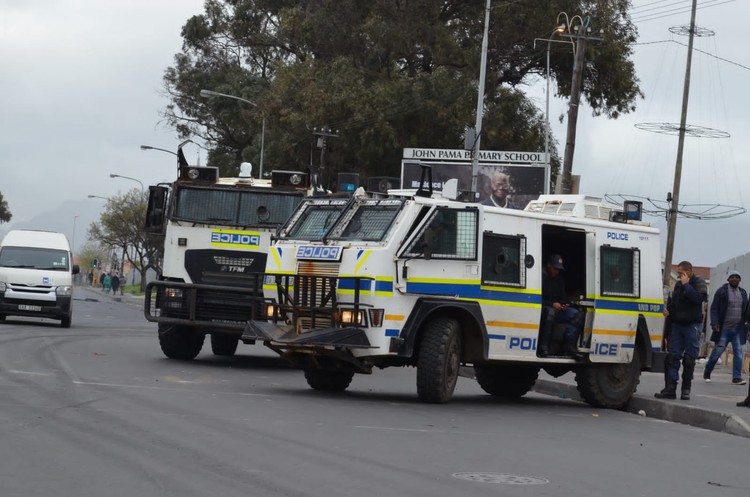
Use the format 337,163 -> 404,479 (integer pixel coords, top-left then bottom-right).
655,380 -> 677,399
738,382 -> 750,407
680,385 -> 691,400
562,340 -> 584,361
537,308 -> 554,357
681,355 -> 695,400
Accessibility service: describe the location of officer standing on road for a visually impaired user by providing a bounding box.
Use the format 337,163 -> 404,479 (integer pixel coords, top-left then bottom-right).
656,261 -> 708,400
703,270 -> 748,385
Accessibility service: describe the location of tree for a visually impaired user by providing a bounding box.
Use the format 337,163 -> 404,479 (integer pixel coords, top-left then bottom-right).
0,191 -> 12,223
162,1 -> 639,186
87,190 -> 163,291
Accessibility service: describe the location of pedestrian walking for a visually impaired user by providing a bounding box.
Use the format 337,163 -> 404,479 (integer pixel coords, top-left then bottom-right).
655,261 -> 708,400
703,270 -> 748,385
103,272 -> 112,294
111,272 -> 120,295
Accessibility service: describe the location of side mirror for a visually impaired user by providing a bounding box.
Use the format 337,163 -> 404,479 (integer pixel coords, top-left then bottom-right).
145,185 -> 169,233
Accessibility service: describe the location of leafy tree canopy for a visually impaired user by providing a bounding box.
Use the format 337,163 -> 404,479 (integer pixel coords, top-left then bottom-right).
0,191 -> 12,223
163,0 -> 640,186
87,189 -> 163,291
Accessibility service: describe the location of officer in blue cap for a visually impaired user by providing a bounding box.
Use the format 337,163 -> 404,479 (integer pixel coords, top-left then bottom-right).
541,254 -> 582,360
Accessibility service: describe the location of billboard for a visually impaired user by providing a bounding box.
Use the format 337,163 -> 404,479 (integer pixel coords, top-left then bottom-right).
401,148 -> 549,210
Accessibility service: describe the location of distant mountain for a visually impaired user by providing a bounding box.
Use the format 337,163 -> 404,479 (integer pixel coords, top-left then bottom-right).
0,199 -> 104,254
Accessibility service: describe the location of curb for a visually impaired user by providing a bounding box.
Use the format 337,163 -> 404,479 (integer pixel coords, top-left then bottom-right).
533,379 -> 750,439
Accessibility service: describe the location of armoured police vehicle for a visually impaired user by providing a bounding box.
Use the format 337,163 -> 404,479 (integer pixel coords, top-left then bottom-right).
244,177 -> 666,408
144,145 -> 310,360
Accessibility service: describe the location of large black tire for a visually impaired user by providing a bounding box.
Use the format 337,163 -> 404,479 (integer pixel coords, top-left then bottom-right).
475,364 -> 539,398
304,369 -> 354,392
0,313 -> 5,322
417,317 -> 461,403
210,334 -> 239,356
575,352 -> 641,409
158,323 -> 205,360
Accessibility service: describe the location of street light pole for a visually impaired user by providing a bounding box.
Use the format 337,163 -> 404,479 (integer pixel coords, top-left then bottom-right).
139,145 -> 177,156
72,215 -> 79,256
200,88 -> 266,178
109,173 -> 144,197
534,24 -> 568,191
87,195 -> 108,200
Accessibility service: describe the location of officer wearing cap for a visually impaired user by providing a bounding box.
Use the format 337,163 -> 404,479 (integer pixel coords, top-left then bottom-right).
540,254 -> 582,360
704,270 -> 748,385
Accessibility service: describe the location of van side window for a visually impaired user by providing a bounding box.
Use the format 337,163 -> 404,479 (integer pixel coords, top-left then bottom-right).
482,233 -> 526,287
403,208 -> 478,260
601,246 -> 640,297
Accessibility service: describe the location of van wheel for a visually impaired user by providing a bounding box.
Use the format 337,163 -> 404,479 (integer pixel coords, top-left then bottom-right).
417,317 -> 460,403
0,314 -> 5,322
576,352 -> 641,409
304,369 -> 354,392
158,323 -> 205,360
475,364 -> 539,398
210,334 -> 239,356
60,313 -> 72,328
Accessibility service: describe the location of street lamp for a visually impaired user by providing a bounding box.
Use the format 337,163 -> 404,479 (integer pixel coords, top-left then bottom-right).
139,144 -> 177,156
109,173 -> 144,197
200,88 -> 266,178
72,215 -> 79,256
534,22 -> 570,190
87,195 -> 108,200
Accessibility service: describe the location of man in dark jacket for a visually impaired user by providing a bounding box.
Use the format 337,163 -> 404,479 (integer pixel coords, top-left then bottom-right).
703,270 -> 748,385
656,261 -> 708,400
540,254 -> 582,360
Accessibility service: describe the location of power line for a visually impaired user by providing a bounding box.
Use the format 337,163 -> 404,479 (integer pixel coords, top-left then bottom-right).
631,0 -> 734,23
634,39 -> 750,71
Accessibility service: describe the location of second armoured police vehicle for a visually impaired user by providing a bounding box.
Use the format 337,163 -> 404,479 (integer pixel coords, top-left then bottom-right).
144,146 -> 311,360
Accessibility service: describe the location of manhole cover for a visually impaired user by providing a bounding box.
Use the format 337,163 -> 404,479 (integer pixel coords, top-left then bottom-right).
452,472 -> 549,485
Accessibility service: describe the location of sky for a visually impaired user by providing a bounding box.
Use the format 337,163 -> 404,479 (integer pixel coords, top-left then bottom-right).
1,0 -> 748,267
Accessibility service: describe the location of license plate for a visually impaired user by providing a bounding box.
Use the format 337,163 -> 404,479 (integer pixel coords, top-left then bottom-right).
18,305 -> 42,312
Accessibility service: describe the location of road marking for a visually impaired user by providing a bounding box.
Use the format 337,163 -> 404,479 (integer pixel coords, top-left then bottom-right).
72,380 -> 271,397
7,370 -> 55,376
354,425 -> 447,433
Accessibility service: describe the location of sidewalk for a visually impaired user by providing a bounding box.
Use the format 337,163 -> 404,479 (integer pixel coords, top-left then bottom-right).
76,285 -> 144,306
534,360 -> 750,438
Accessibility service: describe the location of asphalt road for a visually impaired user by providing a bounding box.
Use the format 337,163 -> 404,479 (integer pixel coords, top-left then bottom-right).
0,287 -> 748,497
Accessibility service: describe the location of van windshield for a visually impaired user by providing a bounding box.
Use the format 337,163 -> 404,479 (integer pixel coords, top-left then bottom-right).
0,247 -> 70,271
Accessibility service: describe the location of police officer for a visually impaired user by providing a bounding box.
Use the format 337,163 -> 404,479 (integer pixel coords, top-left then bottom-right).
541,254 -> 582,360
656,261 -> 707,400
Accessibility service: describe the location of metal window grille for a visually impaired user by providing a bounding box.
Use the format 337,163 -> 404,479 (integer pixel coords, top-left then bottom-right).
403,208 -> 478,260
329,199 -> 403,241
281,199 -> 349,240
174,188 -> 302,226
481,234 -> 526,288
601,246 -> 640,298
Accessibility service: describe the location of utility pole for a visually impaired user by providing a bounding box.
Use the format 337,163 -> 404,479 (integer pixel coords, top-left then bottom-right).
663,0 -> 698,288
313,127 -> 339,190
560,23 -> 601,194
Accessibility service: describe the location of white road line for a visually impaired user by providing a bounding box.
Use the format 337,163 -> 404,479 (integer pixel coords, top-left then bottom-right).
354,425 -> 447,433
6,370 -> 55,376
72,380 -> 271,397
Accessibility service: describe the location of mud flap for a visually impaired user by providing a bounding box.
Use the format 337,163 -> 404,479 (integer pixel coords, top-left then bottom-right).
650,351 -> 669,373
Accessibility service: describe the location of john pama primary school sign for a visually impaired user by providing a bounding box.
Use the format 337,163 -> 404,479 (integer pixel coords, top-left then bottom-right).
401,148 -> 550,209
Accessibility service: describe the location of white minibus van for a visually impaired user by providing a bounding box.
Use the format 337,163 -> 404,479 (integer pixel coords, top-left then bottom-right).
0,230 -> 80,327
